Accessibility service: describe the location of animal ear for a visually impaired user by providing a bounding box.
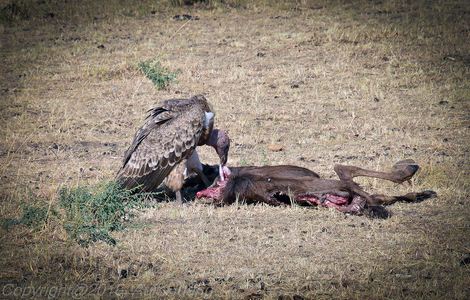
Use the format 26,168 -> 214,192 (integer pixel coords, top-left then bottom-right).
222,175 -> 253,204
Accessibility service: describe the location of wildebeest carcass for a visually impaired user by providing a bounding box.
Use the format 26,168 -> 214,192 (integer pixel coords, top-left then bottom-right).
195,159 -> 436,218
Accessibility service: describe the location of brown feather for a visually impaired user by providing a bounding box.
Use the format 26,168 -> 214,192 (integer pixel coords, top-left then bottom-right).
116,95 -> 212,192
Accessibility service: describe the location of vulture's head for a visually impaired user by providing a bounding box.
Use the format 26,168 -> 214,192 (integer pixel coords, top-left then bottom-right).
207,129 -> 230,180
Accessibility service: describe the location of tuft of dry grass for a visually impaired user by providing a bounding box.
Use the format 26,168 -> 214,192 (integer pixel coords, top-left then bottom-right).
0,0 -> 469,298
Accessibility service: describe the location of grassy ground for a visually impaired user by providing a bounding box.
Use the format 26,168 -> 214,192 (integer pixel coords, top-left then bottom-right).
0,0 -> 469,298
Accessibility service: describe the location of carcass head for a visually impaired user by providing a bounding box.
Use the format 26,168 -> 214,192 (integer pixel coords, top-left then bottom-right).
196,166 -> 231,202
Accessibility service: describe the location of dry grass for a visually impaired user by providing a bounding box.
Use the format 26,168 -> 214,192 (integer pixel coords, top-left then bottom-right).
0,0 -> 469,298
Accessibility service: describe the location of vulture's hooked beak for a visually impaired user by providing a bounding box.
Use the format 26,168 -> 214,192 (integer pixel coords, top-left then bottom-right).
216,130 -> 230,181
219,165 -> 232,182
219,165 -> 225,181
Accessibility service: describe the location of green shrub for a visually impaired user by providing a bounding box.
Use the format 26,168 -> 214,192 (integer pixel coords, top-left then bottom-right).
138,59 -> 177,90
59,181 -> 154,247
2,201 -> 54,230
19,204 -> 49,227
2,183 -> 160,246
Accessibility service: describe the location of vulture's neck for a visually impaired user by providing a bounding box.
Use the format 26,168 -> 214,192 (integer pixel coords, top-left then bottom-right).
206,129 -> 219,148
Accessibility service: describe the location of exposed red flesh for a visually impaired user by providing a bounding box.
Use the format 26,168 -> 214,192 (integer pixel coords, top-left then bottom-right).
197,183 -> 357,211
296,194 -> 349,208
196,166 -> 230,200
196,179 -> 226,199
195,166 -> 365,214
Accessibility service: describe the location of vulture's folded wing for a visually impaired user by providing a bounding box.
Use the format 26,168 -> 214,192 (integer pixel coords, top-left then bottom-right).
116,100 -> 206,192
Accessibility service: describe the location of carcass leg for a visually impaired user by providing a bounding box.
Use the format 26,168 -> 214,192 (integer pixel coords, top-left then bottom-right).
334,159 -> 419,184
369,190 -> 437,206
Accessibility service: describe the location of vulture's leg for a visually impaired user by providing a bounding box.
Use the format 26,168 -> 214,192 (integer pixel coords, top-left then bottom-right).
368,190 -> 437,206
175,190 -> 183,204
165,161 -> 186,204
334,159 -> 419,184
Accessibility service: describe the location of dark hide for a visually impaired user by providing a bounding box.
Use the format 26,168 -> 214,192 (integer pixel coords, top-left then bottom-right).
195,160 -> 437,218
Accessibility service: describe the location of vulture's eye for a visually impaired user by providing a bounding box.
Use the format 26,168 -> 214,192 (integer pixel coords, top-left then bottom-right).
267,178 -> 271,182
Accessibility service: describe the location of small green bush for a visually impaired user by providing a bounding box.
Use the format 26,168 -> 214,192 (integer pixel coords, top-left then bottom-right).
59,181 -> 154,247
19,204 -> 49,227
2,183 -> 160,246
2,201 -> 54,230
138,59 -> 177,90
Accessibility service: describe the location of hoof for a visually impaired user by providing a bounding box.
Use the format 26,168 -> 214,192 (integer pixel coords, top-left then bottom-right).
399,190 -> 437,203
415,190 -> 437,202
392,159 -> 420,183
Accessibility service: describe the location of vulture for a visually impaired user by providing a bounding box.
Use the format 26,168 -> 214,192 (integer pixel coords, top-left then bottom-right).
116,95 -> 230,203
